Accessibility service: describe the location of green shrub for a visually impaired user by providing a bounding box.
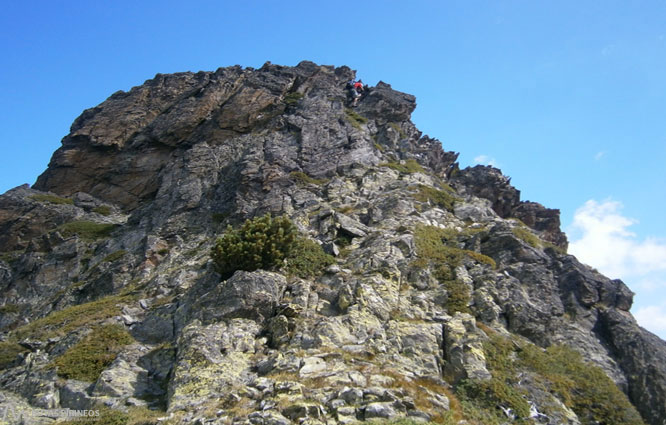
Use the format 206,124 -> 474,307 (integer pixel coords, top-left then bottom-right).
283,91 -> 304,106
211,214 -> 298,279
59,221 -> 117,240
512,226 -> 541,248
0,342 -> 28,369
519,344 -> 645,425
29,194 -> 74,205
344,108 -> 368,129
93,205 -> 112,216
103,250 -> 127,263
388,122 -> 407,138
0,304 -> 20,314
285,238 -> 334,278
211,214 -> 335,280
52,324 -> 134,382
380,159 -> 424,174
413,184 -> 458,211
413,225 -> 470,313
290,171 -> 328,186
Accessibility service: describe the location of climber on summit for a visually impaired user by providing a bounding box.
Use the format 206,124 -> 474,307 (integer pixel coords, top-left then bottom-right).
349,79 -> 364,107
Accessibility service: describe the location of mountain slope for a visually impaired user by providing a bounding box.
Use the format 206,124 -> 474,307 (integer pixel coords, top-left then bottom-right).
0,61 -> 664,425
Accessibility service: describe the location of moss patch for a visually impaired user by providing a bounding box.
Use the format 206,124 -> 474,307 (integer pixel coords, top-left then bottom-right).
59,221 -> 117,241
52,324 -> 134,382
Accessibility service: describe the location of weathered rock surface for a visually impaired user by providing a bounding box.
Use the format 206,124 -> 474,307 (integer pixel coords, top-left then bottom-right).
0,61 -> 664,425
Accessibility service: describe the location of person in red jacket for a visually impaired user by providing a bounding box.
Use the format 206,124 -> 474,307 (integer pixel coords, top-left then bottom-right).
351,79 -> 364,106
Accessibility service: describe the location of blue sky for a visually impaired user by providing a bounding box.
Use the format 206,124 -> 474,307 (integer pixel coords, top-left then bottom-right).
1,1 -> 666,338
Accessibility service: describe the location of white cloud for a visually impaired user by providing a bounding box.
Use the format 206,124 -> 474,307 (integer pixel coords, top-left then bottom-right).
634,305 -> 666,338
568,199 -> 666,280
568,199 -> 666,339
594,151 -> 606,160
474,155 -> 499,167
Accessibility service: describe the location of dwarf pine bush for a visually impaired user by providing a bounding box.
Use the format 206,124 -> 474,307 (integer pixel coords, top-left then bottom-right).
211,214 -> 297,279
211,214 -> 334,280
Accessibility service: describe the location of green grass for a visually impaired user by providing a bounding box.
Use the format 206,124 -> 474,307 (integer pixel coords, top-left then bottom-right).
344,108 -> 368,129
102,249 -> 127,263
11,293 -> 136,341
380,159 -> 424,174
511,226 -> 541,249
519,344 -> 645,425
52,323 -> 134,382
290,171 -> 328,186
455,330 -> 645,425
0,341 -> 28,369
59,221 -> 118,241
93,205 -> 112,216
413,184 -> 458,212
29,194 -> 74,205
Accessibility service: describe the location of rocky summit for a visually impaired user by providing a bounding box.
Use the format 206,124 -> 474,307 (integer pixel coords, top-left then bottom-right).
0,61 -> 665,425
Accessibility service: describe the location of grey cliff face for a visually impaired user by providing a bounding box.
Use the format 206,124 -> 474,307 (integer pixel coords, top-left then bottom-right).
0,61 -> 664,425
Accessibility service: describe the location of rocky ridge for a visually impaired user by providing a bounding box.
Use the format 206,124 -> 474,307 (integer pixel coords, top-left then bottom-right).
0,61 -> 664,425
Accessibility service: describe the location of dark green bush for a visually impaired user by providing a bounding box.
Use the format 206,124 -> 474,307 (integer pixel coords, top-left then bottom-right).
211,214 -> 334,280
211,214 -> 298,279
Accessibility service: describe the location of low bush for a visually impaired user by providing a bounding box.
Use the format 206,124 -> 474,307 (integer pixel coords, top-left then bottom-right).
0,342 -> 28,369
283,91 -> 303,106
285,238 -> 334,278
211,214 -> 297,279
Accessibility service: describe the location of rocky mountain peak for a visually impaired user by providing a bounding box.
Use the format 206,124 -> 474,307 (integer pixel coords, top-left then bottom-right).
1,61 -> 664,425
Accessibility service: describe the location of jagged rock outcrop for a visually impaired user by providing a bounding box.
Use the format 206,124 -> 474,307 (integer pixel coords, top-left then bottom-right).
1,61 -> 664,425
